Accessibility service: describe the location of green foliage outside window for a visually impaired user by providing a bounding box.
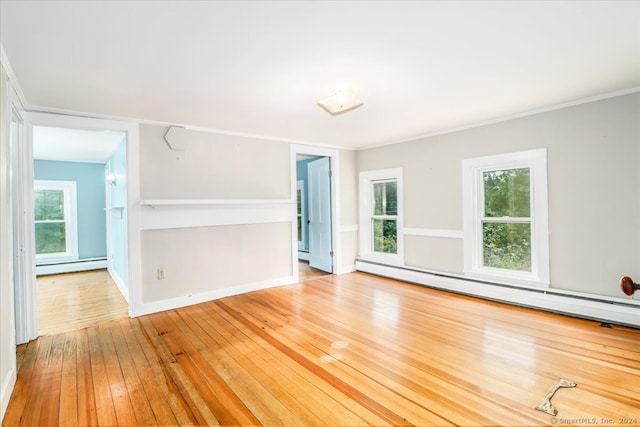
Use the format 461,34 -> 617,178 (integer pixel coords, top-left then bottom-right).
482,168 -> 531,271
372,181 -> 397,254
373,219 -> 397,254
34,189 -> 67,255
35,223 -> 66,254
482,222 -> 531,271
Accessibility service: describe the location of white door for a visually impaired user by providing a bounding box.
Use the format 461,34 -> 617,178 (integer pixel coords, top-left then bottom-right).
307,157 -> 333,273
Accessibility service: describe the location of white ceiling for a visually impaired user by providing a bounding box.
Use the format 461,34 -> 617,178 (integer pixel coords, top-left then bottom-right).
33,126 -> 125,163
2,1 -> 639,150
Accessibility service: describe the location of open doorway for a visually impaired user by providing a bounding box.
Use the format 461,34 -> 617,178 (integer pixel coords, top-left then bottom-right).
32,126 -> 128,335
293,146 -> 339,281
12,112 -> 139,344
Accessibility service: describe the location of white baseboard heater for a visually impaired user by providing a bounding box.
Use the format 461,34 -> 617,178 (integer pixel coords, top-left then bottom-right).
36,258 -> 108,276
355,258 -> 640,329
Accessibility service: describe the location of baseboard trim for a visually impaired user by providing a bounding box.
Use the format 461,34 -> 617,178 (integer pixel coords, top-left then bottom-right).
107,267 -> 130,304
355,260 -> 640,328
0,367 -> 16,423
136,275 -> 297,317
36,259 -> 108,276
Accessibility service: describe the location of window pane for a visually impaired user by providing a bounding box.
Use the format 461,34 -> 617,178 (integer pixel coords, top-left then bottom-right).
372,219 -> 397,254
297,216 -> 302,242
297,189 -> 302,214
482,222 -> 531,271
483,168 -> 530,217
34,189 -> 65,221
35,222 -> 66,254
373,181 -> 397,215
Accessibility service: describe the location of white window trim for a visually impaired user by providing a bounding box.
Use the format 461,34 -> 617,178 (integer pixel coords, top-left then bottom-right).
463,149 -> 549,287
359,168 -> 404,266
34,180 -> 79,264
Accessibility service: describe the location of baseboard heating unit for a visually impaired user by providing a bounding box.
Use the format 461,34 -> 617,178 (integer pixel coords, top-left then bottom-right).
355,259 -> 640,329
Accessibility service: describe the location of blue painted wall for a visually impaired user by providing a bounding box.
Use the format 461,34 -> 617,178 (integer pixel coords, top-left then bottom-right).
34,159 -> 107,259
107,140 -> 128,290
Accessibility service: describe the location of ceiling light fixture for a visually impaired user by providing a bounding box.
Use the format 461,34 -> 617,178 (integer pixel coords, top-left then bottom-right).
318,88 -> 363,116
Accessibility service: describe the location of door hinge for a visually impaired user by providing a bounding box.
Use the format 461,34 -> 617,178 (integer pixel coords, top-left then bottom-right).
328,170 -> 333,177
330,251 -> 334,257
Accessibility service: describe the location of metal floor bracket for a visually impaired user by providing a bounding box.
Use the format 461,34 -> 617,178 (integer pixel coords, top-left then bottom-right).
535,378 -> 577,416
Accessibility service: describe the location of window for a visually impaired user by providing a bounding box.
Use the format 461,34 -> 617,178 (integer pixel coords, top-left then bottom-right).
372,180 -> 398,254
359,168 -> 403,264
34,180 -> 78,264
463,149 -> 549,286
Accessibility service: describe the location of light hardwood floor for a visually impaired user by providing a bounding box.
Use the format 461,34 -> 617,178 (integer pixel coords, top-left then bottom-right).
5,272 -> 640,426
298,260 -> 331,282
37,269 -> 129,336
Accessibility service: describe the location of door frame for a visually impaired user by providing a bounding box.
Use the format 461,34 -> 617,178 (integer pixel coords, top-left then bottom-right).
290,145 -> 339,281
14,112 -> 141,343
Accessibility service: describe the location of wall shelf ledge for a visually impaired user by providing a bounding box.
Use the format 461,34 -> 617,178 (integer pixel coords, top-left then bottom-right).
139,199 -> 294,207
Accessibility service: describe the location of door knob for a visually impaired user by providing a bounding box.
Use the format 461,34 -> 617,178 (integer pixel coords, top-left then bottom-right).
620,276 -> 640,296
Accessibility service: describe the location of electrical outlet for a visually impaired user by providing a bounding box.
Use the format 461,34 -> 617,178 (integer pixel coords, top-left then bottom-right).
157,268 -> 165,280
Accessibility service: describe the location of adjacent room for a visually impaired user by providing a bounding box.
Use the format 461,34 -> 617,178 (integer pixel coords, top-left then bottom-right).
32,126 -> 130,335
0,1 -> 638,426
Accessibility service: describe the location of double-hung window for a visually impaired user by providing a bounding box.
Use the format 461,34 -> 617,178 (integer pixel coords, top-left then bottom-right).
463,149 -> 549,286
359,168 -> 403,264
34,180 -> 79,264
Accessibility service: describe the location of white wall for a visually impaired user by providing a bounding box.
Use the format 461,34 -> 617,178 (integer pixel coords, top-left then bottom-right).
137,125 -> 358,314
0,61 -> 17,423
357,92 -> 640,300
338,149 -> 359,273
140,125 -> 290,200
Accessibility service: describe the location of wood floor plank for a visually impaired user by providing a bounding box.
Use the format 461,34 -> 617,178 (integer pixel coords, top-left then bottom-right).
192,301 -> 370,426
256,284 -> 549,424
3,340 -> 40,426
153,310 -> 261,426
180,304 -> 319,426
192,307 -> 336,426
116,318 -> 180,426
96,322 -> 138,426
215,298 -> 417,426
19,334 -> 55,426
124,318 -> 196,426
87,327 -> 118,426
138,315 -> 219,426
76,328 -> 97,427
222,293 -> 469,426
107,320 -> 158,426
5,271 -> 640,426
58,332 -> 79,427
252,295 -> 535,425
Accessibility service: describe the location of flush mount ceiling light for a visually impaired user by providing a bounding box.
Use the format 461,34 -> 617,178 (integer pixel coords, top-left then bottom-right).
317,89 -> 363,116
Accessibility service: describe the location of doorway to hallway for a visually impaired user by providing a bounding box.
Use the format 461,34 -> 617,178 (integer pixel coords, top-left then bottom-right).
296,155 -> 333,273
